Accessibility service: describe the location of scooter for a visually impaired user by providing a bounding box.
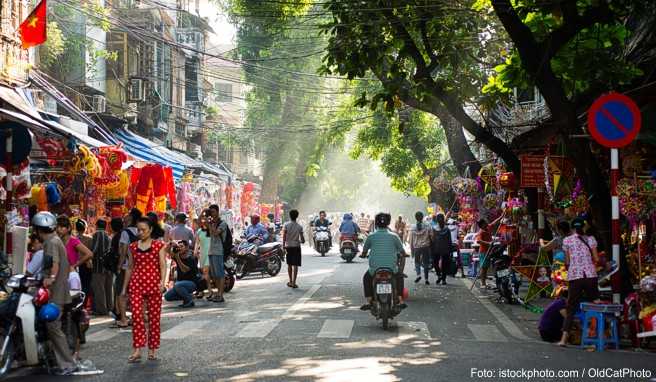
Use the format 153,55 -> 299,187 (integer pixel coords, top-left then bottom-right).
339,234 -> 357,263
234,236 -> 283,279
489,243 -> 521,304
0,274 -> 55,377
224,253 -> 236,293
369,267 -> 401,330
314,226 -> 331,257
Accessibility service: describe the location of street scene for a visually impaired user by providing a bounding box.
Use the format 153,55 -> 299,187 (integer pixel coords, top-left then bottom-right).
0,0 -> 655,381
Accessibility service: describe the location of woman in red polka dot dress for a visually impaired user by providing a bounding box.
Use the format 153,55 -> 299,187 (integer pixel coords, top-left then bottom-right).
121,217 -> 169,363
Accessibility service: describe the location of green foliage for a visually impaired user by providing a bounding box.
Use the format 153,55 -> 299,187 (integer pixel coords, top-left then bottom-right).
482,1 -> 643,100
39,22 -> 65,68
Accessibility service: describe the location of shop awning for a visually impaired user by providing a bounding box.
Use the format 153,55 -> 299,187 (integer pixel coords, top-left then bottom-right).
152,146 -> 231,180
37,116 -> 108,148
114,128 -> 185,179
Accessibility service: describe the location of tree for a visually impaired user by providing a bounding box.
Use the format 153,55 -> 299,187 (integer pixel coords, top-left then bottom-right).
319,0 -> 520,176
482,0 -> 654,244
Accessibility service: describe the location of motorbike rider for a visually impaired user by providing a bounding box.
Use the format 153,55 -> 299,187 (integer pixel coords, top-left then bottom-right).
33,212 -> 78,375
313,211 -> 332,248
359,212 -> 407,311
245,215 -> 269,243
339,213 -> 361,250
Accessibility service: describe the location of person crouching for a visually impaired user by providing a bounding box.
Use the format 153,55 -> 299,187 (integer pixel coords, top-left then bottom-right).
165,240 -> 200,308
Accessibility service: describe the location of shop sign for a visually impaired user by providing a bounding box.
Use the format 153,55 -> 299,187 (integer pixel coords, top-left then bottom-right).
520,155 -> 569,188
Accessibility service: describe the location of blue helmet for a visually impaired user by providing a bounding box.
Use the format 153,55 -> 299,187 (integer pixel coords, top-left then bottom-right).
38,303 -> 60,322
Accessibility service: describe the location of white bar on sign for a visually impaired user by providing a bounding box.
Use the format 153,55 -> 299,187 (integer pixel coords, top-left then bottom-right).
611,148 -> 619,169
611,196 -> 620,219
317,319 -> 354,338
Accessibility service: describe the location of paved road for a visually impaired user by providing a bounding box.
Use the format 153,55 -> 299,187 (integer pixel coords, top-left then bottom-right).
9,246 -> 655,381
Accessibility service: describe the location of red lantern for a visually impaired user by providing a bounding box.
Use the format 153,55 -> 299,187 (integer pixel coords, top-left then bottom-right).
499,172 -> 515,188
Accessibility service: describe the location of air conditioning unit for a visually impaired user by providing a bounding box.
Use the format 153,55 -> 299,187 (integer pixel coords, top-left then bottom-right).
128,78 -> 144,102
91,95 -> 106,113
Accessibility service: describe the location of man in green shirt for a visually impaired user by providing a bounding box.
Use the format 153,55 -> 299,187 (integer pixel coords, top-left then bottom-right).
360,213 -> 407,311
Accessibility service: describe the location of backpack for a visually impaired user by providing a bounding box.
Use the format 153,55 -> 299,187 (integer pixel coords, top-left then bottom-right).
433,228 -> 452,257
218,219 -> 233,255
103,228 -> 137,274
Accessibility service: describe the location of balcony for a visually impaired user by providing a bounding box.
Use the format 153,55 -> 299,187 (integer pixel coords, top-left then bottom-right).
176,29 -> 204,53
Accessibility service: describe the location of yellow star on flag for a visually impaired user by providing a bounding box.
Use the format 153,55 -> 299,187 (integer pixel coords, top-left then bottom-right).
27,16 -> 39,28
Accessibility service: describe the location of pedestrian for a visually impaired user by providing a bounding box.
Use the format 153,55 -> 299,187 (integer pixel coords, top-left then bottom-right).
122,217 -> 168,363
170,213 -> 195,248
90,219 -> 113,316
26,234 -> 45,277
74,219 -> 94,299
395,215 -> 407,244
475,216 -> 503,289
432,214 -> 453,285
283,209 -> 305,288
447,218 -> 465,278
57,216 -> 93,286
108,217 -> 126,325
33,212 -> 78,375
194,211 -> 212,297
409,211 -> 432,285
558,218 -> 600,347
162,212 -> 174,242
207,204 -> 228,303
165,240 -> 200,308
116,208 -> 141,328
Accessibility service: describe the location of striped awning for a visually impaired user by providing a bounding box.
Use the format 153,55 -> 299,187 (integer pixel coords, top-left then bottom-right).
114,128 -> 185,179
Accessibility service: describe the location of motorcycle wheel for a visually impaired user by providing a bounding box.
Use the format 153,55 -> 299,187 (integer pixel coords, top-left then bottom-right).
0,327 -> 14,378
501,279 -> 513,304
380,304 -> 390,330
224,275 -> 235,292
266,256 -> 282,277
236,261 -> 248,280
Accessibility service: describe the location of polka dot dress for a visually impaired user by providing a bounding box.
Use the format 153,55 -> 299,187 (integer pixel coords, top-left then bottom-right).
129,240 -> 164,350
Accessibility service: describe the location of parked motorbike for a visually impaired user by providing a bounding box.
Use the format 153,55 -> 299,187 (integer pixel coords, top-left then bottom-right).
489,243 -> 521,304
0,274 -> 56,377
234,236 -> 282,279
314,226 -> 331,256
339,234 -> 357,263
369,268 -> 401,330
224,253 -> 236,292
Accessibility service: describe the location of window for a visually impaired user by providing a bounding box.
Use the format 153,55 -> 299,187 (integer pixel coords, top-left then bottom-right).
515,87 -> 536,104
214,83 -> 232,103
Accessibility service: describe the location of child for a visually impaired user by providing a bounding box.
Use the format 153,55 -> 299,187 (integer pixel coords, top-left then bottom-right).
26,234 -> 44,277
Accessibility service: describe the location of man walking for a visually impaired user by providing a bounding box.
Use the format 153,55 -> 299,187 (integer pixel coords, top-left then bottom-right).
283,209 -> 305,288
208,205 -> 228,303
91,219 -> 113,316
409,212 -> 432,285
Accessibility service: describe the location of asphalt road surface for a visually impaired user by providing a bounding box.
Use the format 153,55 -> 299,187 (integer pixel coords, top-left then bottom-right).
8,245 -> 655,382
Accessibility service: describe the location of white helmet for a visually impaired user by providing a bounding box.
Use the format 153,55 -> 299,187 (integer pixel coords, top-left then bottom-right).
32,211 -> 57,229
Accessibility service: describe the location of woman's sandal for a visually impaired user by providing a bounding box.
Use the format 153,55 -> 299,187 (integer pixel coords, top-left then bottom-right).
287,282 -> 293,288
292,284 -> 299,289
147,353 -> 158,361
127,354 -> 142,363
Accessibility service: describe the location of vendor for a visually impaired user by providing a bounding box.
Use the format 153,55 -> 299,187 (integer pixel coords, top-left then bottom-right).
539,291 -> 567,343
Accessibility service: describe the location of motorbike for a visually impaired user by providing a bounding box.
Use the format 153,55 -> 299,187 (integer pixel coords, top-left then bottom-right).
224,253 -> 236,293
233,235 -> 283,279
0,274 -> 56,378
489,243 -> 521,304
369,268 -> 401,330
339,234 -> 357,263
314,226 -> 331,256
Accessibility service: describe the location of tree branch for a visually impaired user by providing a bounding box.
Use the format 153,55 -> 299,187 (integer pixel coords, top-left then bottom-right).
380,6 -> 428,75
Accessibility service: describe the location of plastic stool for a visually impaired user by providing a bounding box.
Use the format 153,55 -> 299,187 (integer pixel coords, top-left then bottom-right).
580,303 -> 622,351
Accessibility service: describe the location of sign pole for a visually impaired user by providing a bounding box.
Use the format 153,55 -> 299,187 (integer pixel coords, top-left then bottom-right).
537,188 -> 545,238
610,148 -> 620,304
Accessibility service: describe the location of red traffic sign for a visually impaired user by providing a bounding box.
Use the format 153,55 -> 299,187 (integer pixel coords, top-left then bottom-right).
587,92 -> 641,148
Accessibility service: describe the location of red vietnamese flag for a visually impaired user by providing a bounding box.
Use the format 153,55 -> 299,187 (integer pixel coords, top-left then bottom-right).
20,0 -> 47,49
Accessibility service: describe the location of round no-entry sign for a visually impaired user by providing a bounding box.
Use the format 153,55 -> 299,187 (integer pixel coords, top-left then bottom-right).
587,92 -> 641,148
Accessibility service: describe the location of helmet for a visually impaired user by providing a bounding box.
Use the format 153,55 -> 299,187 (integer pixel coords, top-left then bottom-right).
38,303 -> 60,322
33,287 -> 50,306
32,212 -> 56,229
374,212 -> 391,229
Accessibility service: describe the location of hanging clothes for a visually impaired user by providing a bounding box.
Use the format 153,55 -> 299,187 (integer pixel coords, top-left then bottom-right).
135,164 -> 170,213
